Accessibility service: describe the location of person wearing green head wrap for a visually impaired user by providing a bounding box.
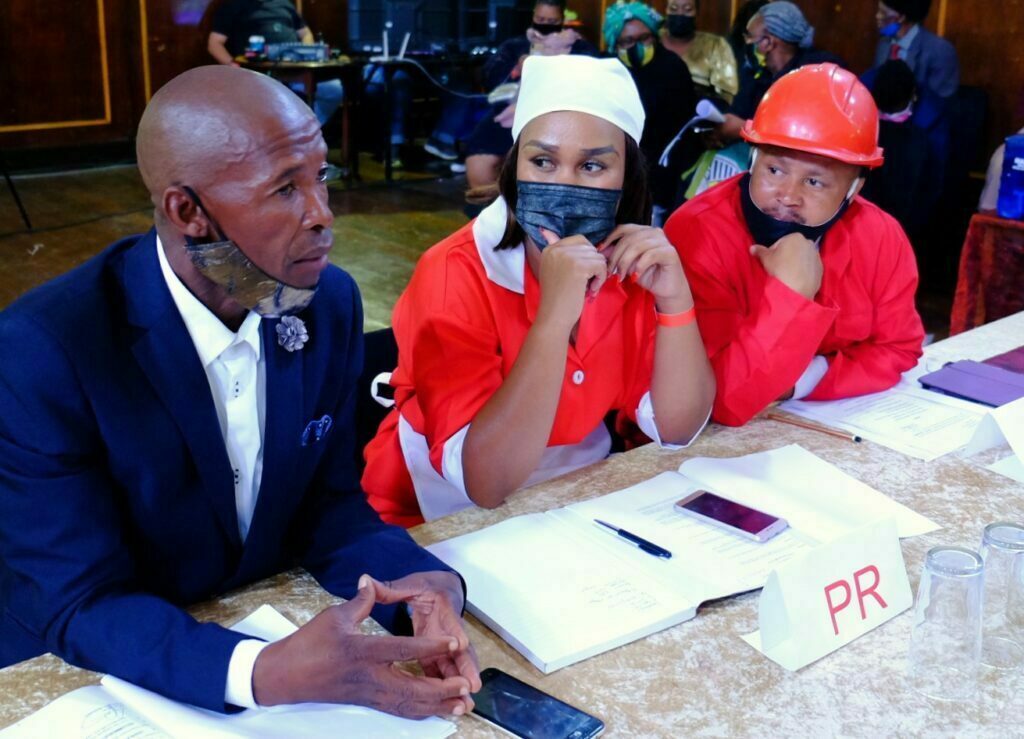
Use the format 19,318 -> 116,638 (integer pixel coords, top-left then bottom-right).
604,1 -> 696,216
603,1 -> 662,61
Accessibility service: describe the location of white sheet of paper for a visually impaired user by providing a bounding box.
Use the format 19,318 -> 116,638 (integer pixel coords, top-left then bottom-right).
428,512 -> 700,673
0,685 -> 168,738
987,455 -> 1024,485
676,445 -> 939,539
741,520 -> 912,671
781,385 -> 986,461
964,395 -> 1024,456
556,473 -> 819,599
4,605 -> 456,739
97,606 -> 456,739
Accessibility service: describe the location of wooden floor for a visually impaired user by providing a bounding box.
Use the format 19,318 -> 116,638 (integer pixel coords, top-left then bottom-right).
0,156 -> 953,335
0,155 -> 467,330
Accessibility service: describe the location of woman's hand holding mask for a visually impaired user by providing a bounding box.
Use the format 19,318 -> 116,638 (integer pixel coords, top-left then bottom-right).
599,225 -> 694,314
535,228 -> 609,333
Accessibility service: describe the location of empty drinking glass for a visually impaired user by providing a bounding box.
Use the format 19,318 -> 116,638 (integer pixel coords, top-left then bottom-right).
907,546 -> 984,701
979,522 -> 1024,671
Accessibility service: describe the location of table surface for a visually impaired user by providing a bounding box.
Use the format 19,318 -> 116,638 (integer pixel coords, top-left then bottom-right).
3,316 -> 1024,737
239,58 -> 356,69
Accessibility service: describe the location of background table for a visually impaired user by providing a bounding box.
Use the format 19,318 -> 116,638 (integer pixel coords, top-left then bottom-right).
950,212 -> 1024,334
2,322 -> 1024,737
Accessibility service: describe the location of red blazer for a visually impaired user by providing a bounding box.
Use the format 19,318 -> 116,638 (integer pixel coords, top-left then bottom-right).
665,175 -> 924,426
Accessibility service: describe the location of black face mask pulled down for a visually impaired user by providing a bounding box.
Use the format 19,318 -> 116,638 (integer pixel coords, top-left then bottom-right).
531,22 -> 563,35
182,186 -> 318,317
666,14 -> 697,39
739,173 -> 853,249
514,181 -> 621,250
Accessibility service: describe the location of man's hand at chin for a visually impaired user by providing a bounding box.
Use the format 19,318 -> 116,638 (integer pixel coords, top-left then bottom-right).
251,571 -> 479,718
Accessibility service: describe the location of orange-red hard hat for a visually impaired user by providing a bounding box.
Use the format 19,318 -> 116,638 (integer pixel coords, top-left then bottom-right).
741,63 -> 885,168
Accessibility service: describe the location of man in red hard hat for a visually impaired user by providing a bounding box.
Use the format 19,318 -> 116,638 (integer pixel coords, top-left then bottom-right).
664,63 -> 924,426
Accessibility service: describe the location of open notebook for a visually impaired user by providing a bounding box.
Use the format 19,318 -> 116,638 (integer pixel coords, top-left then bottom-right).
427,444 -> 937,674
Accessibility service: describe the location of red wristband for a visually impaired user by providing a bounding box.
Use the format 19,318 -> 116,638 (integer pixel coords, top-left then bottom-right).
656,306 -> 697,328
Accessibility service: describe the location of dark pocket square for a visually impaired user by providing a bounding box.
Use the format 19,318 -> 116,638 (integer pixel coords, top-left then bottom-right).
301,415 -> 333,446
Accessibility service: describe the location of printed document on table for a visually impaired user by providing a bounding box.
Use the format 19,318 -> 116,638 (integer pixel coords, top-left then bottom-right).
554,473 -> 819,599
781,383 -> 986,461
0,685 -> 167,738
1,605 -> 456,739
427,511 -> 703,674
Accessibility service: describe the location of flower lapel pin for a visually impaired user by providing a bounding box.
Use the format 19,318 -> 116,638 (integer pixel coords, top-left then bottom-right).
276,315 -> 309,352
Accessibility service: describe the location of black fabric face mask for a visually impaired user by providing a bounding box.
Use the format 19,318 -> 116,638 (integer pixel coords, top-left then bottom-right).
514,181 -> 621,250
667,15 -> 697,39
531,22 -> 563,35
739,173 -> 853,248
744,42 -> 766,72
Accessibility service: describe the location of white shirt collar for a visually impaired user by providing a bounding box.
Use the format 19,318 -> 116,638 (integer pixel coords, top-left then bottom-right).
156,236 -> 262,367
472,197 -> 526,294
897,24 -> 919,50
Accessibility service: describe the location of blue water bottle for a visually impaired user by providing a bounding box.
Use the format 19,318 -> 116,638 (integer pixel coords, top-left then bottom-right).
997,134 -> 1024,220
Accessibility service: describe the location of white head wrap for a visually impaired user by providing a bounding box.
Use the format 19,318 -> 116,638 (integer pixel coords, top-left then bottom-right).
511,55 -> 645,144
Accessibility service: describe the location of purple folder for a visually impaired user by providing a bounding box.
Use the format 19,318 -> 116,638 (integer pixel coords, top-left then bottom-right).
919,360 -> 1024,407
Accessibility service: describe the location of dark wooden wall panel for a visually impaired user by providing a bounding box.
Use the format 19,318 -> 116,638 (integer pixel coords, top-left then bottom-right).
1,0 -> 145,148
298,0 -> 348,49
798,0 -> 877,73
944,0 -> 1024,155
143,0 -> 219,98
1,0 -> 110,127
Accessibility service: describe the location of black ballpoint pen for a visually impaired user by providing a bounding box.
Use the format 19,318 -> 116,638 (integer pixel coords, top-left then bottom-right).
594,519 -> 673,559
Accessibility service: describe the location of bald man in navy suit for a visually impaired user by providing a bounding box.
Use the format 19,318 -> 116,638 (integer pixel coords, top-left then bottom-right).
0,66 -> 479,717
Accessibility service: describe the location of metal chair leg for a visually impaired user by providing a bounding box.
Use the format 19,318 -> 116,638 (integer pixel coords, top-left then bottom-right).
0,150 -> 32,231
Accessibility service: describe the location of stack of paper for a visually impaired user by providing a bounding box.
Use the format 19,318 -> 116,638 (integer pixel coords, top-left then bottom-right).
2,606 -> 456,739
781,384 -> 987,461
427,445 -> 937,674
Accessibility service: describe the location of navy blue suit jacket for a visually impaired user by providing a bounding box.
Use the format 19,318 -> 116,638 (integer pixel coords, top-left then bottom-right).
872,26 -> 959,100
0,230 -> 453,711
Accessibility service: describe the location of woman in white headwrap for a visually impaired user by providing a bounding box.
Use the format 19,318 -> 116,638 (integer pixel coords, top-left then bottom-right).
362,55 -> 715,527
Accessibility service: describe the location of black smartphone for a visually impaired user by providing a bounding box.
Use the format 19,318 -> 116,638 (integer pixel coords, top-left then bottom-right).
471,667 -> 604,739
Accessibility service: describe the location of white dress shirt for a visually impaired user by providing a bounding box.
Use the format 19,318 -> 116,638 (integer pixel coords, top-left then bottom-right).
156,238 -> 268,708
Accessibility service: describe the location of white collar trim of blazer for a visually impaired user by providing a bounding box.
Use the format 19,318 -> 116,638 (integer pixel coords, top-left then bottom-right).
472,197 -> 526,295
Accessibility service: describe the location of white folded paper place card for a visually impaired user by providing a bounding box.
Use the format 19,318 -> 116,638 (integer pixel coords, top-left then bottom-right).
964,395 -> 1024,457
741,519 -> 912,671
962,396 -> 1024,482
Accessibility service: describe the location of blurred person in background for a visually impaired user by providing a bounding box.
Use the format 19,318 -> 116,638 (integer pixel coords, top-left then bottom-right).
861,59 -> 948,242
605,1 -> 696,220
463,0 -> 598,202
659,0 -> 738,104
717,2 -> 843,144
869,0 -> 958,101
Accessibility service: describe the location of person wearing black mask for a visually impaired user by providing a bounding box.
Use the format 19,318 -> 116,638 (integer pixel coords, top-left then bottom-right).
664,63 -> 924,427
363,56 -> 714,524
604,2 -> 696,216
463,0 -> 598,198
659,0 -> 738,103
716,1 -> 843,145
727,0 -> 769,72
